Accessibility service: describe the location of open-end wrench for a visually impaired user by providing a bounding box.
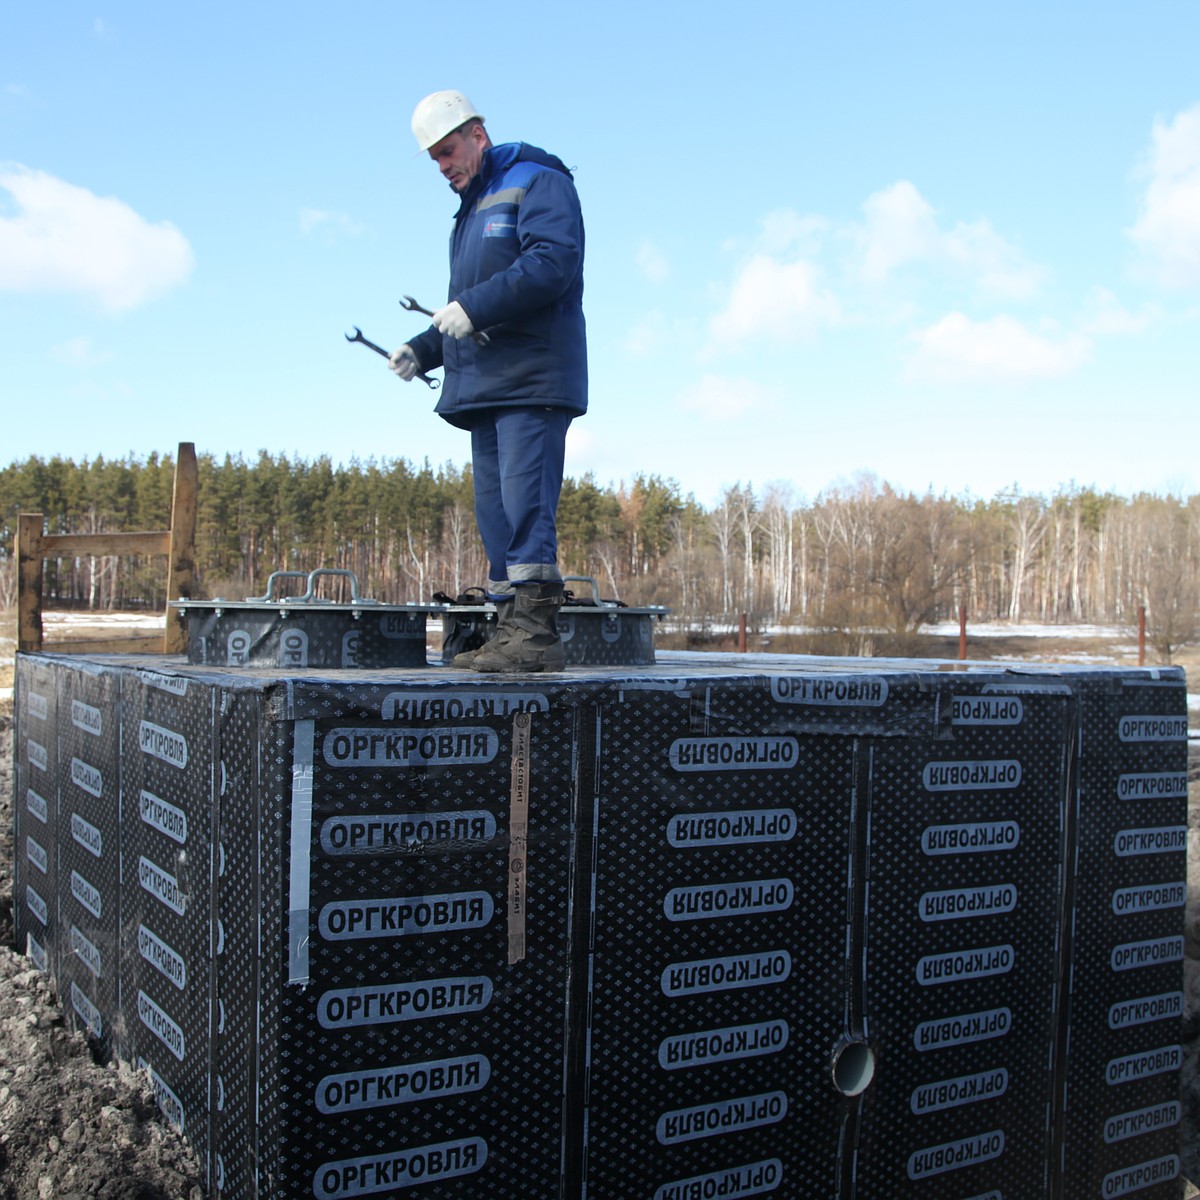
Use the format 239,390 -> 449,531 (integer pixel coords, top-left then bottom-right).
400,295 -> 491,346
345,326 -> 439,389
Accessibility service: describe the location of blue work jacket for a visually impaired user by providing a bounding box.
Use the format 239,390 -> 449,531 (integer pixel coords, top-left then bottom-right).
408,142 -> 587,427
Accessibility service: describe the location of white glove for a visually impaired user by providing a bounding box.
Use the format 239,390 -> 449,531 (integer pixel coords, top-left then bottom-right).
433,301 -> 475,339
388,344 -> 419,381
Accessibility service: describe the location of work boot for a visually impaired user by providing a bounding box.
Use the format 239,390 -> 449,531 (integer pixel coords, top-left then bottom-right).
471,582 -> 565,673
452,598 -> 513,668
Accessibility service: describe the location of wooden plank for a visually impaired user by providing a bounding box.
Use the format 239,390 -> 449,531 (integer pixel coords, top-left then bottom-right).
164,442 -> 198,653
40,530 -> 171,556
16,440 -> 197,659
16,513 -> 45,653
41,635 -> 168,655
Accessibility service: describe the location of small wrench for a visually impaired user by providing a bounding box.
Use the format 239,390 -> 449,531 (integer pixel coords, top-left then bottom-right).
344,326 -> 439,390
400,295 -> 491,346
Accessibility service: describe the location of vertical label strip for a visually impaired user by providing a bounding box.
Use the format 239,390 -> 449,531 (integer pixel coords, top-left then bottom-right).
508,712 -> 531,964
288,720 -> 315,983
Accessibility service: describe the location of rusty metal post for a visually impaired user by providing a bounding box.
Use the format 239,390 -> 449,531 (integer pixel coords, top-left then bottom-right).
738,614 -> 747,653
1138,605 -> 1146,666
958,603 -> 967,660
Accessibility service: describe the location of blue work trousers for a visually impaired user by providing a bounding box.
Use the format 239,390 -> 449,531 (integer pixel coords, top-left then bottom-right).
468,407 -> 571,597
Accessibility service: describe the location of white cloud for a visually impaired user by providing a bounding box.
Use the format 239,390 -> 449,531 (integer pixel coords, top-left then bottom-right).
858,181 -> 1043,299
565,421 -> 595,457
0,165 -> 194,312
677,374 -> 780,420
563,422 -> 630,487
1079,286 -> 1152,336
708,254 -> 839,345
707,185 -> 1043,356
299,207 -> 367,237
1129,103 -> 1200,289
635,241 -> 669,284
754,210 -> 830,256
859,181 -> 938,282
625,308 -> 673,357
941,219 -> 1044,300
904,313 -> 1091,384
52,336 -> 113,368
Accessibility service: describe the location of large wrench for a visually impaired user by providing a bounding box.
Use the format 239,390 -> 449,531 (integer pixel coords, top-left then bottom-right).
345,326 -> 439,389
400,295 -> 491,346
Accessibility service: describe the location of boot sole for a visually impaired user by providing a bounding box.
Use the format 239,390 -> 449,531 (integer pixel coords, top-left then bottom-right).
472,660 -> 564,673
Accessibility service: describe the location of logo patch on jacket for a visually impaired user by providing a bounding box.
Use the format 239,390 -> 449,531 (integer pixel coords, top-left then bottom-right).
483,219 -> 516,238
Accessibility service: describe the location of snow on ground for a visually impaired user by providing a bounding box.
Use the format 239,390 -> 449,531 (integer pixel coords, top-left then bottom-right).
921,621 -> 1130,639
0,614 -> 166,702
706,620 -> 1137,640
42,611 -> 166,630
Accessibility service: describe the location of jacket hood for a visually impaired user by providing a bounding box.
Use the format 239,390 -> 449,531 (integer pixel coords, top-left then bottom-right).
509,142 -> 573,179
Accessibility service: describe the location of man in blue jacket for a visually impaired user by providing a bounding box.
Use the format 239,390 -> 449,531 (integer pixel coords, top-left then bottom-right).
391,90 -> 586,672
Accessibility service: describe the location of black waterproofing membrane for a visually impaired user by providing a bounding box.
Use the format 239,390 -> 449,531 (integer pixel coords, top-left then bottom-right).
174,600 -> 438,670
11,650 -> 1189,1200
174,571 -> 666,671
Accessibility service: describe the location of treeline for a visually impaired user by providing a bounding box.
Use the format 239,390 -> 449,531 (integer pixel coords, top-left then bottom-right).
1,452 -> 1197,656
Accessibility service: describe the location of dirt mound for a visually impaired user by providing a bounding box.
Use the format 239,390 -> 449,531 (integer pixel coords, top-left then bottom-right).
0,713 -> 12,951
0,959 -> 203,1200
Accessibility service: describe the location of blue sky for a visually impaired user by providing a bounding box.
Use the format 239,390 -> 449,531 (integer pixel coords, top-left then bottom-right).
2,1 -> 1198,508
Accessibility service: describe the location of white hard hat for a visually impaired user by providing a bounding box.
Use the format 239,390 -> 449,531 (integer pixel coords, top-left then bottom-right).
411,90 -> 485,152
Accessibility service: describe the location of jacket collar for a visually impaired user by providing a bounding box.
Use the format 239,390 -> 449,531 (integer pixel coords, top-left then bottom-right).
455,142 -> 524,217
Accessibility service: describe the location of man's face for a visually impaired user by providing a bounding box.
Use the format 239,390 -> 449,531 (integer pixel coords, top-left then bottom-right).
428,125 -> 487,193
